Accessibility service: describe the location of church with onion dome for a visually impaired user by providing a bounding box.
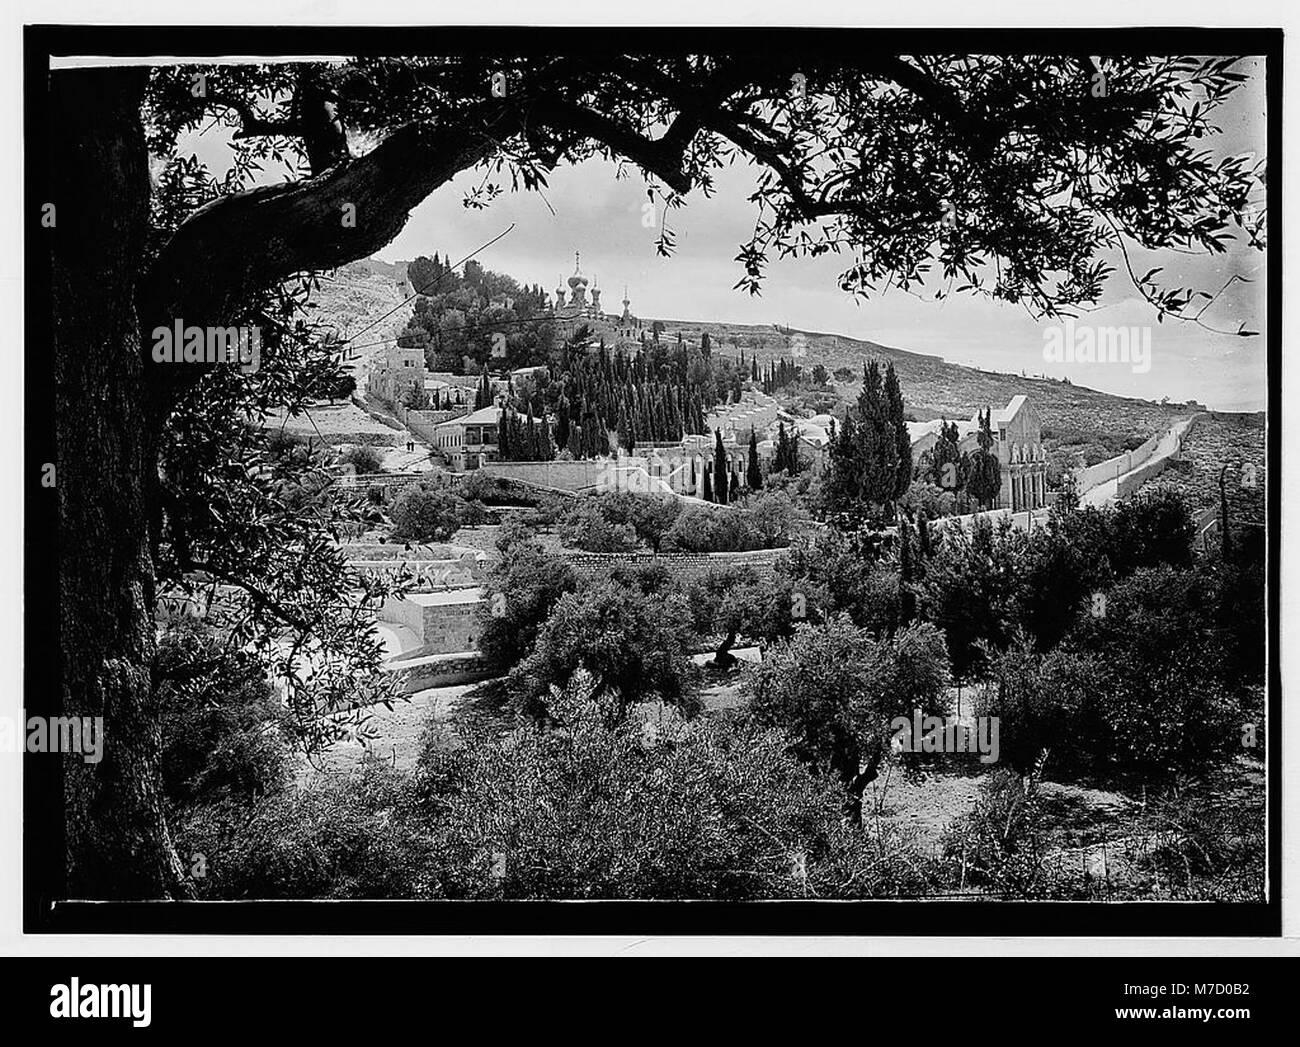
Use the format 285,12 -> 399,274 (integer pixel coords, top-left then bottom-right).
550,251 -> 643,346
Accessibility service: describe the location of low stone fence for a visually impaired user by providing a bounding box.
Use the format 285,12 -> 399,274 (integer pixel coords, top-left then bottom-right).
383,650 -> 492,692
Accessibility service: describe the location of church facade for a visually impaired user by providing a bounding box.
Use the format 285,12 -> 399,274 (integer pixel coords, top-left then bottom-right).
907,394 -> 1049,511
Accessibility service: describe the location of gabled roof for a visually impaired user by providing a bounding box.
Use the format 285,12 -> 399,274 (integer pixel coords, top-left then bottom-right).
991,395 -> 1028,425
436,405 -> 501,428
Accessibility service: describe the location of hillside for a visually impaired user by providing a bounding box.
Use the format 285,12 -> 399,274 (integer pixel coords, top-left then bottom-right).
645,317 -> 1200,454
308,257 -> 1243,474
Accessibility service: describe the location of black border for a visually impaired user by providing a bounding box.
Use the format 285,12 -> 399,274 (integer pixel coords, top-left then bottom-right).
23,23 -> 1283,937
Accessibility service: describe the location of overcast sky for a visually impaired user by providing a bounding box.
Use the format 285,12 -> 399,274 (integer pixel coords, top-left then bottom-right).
178,56 -> 1268,411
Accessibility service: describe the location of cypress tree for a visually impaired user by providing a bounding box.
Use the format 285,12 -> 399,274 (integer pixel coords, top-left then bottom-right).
884,362 -> 912,500
617,409 -> 631,454
747,429 -> 763,490
774,422 -> 790,473
714,429 -> 729,506
539,415 -> 554,460
498,407 -> 511,460
703,465 -> 714,503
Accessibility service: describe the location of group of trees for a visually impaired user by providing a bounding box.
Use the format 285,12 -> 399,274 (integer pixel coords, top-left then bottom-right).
497,405 -> 557,462
399,254 -> 556,372
913,410 -> 1003,512
557,489 -> 797,555
759,356 -> 808,396
825,361 -> 912,522
548,340 -> 711,452
158,474 -> 1263,900
771,421 -> 802,476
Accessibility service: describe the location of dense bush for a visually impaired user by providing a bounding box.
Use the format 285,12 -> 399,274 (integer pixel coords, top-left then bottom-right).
981,565 -> 1239,780
476,533 -> 578,672
779,527 -> 902,629
156,624 -> 291,810
175,760 -> 437,899
898,479 -> 958,521
389,486 -> 467,541
559,498 -> 640,552
415,673 -> 934,899
664,504 -> 762,552
340,444 -> 384,475
510,583 -> 699,721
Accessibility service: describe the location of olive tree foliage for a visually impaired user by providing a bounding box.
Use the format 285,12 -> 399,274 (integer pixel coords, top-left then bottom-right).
417,670 -> 935,900
510,582 -> 700,723
145,53 -> 1262,328
55,48 -> 1259,896
745,617 -> 950,824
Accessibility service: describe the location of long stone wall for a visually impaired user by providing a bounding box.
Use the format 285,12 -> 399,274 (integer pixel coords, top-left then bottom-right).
349,559 -> 480,587
1076,413 -> 1201,502
1074,429 -> 1163,494
480,459 -> 609,493
1116,451 -> 1175,500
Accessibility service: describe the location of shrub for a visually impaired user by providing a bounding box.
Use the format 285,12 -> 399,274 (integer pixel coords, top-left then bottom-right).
175,760 -> 437,899
340,444 -> 384,475
664,503 -> 767,552
559,499 -> 639,552
415,672 -> 933,899
939,764 -> 1087,899
748,489 -> 797,547
390,486 -> 463,541
156,623 -> 291,810
510,583 -> 699,721
477,536 -> 579,671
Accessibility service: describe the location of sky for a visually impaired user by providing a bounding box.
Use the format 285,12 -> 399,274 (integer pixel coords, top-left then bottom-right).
178,55 -> 1269,411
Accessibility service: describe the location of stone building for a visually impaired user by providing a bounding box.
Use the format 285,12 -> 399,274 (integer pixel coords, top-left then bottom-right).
907,394 -> 1048,511
430,405 -> 501,471
368,341 -> 426,406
